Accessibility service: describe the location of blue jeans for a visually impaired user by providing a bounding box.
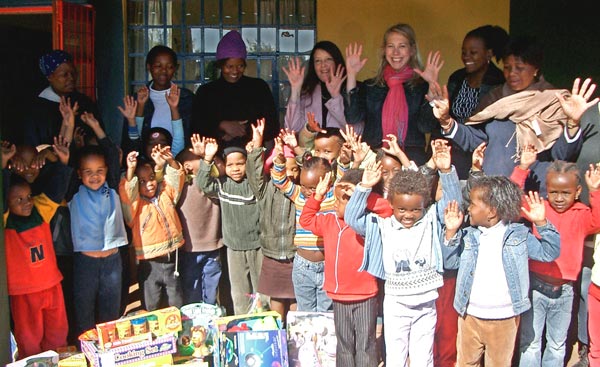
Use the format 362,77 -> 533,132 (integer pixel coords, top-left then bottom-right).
180,249 -> 222,305
578,248 -> 594,344
73,251 -> 122,336
519,282 -> 574,367
292,253 -> 332,312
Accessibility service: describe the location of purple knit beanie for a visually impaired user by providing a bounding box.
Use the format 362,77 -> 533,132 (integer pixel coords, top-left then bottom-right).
216,31 -> 247,61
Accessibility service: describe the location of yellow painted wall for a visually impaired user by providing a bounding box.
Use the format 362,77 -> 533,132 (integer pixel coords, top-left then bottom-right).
317,0 -> 510,84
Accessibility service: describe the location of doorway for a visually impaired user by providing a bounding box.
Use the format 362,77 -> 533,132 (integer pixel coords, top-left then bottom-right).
0,12 -> 52,143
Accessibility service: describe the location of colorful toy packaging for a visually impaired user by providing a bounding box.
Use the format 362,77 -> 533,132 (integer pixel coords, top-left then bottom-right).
7,351 -> 59,367
286,311 -> 336,367
176,303 -> 224,366
215,311 -> 288,367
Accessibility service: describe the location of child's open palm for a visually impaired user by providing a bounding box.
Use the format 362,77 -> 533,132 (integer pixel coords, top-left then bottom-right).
585,163 -> 600,191
471,142 -> 486,171
519,144 -> 538,170
432,139 -> 452,172
361,160 -> 382,188
137,86 -> 149,105
118,95 -> 138,121
444,200 -> 464,232
204,138 -> 219,161
52,136 -> 71,165
280,128 -> 298,149
315,171 -> 332,199
190,134 -> 206,157
251,118 -> 265,148
522,191 -> 547,226
59,97 -> 79,126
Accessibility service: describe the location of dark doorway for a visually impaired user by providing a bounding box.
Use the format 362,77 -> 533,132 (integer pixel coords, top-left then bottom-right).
0,14 -> 52,143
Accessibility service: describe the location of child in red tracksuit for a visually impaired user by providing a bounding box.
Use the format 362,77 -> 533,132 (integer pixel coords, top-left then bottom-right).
2,138 -> 72,357
300,166 -> 392,367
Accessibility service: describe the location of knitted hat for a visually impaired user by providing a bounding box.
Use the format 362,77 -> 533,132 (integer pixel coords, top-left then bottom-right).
223,146 -> 247,158
39,50 -> 73,77
216,31 -> 247,61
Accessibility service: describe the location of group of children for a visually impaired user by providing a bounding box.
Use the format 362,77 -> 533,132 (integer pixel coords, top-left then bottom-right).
3,92 -> 600,366
3,24 -> 599,364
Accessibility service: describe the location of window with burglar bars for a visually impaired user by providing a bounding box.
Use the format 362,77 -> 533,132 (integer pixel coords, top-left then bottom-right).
127,0 -> 316,123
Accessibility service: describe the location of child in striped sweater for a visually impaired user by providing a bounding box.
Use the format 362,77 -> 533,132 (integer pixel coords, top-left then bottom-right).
271,134 -> 349,312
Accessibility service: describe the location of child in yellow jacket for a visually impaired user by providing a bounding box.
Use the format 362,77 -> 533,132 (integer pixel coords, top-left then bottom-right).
119,144 -> 185,310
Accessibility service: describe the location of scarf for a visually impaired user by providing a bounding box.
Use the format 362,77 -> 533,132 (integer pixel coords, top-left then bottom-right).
382,65 -> 414,143
466,88 -> 569,154
69,182 -> 128,251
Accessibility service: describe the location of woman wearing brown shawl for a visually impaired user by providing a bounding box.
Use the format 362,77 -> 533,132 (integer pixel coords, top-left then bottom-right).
429,36 -> 598,195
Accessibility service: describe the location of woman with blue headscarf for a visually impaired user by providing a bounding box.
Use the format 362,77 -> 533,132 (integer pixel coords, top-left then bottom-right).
23,50 -> 102,147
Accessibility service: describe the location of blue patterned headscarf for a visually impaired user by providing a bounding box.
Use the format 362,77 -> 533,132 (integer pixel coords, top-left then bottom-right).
39,50 -> 73,77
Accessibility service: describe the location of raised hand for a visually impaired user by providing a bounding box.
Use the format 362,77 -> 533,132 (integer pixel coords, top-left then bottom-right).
81,112 -> 100,129
336,181 -> 356,198
251,118 -> 265,149
151,144 -> 167,169
73,126 -> 86,149
1,141 -> 16,169
166,83 -> 180,108
415,50 -> 444,84
556,78 -> 599,126
126,151 -> 139,170
59,96 -> 79,126
471,142 -> 486,172
427,82 -> 453,129
432,139 -> 452,172
519,144 -> 538,170
279,128 -> 298,149
314,171 -> 332,200
273,136 -> 285,163
306,112 -> 325,133
52,136 -> 71,165
522,191 -> 547,226
282,57 -> 305,99
339,142 -> 352,165
118,95 -> 138,123
325,63 -> 346,98
204,138 -> 219,162
382,134 -> 402,157
361,160 -> 382,188
190,134 -> 207,157
585,163 -> 600,191
345,42 -> 367,77
444,200 -> 464,232
136,86 -> 149,106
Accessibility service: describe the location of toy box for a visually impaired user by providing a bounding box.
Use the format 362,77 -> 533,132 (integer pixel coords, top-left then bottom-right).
81,334 -> 177,367
96,307 -> 182,350
221,329 -> 288,367
176,303 -> 224,365
7,351 -> 59,367
214,312 -> 286,367
286,311 -> 336,367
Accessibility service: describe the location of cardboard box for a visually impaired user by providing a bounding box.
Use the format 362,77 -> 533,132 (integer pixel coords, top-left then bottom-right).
81,334 -> 177,367
286,311 -> 336,367
221,330 -> 288,367
96,307 -> 182,350
7,351 -> 59,367
58,353 -> 87,367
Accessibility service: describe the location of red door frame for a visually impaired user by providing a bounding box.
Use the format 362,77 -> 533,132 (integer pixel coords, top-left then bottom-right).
0,2 -> 96,101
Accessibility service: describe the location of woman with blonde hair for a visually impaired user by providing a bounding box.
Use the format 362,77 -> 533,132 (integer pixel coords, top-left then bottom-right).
344,23 -> 443,165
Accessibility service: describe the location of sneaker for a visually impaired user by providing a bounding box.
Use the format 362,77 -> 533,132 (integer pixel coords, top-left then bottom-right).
571,345 -> 589,367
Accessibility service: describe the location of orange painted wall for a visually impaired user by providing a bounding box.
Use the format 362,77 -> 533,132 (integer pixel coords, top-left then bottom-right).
316,0 -> 510,84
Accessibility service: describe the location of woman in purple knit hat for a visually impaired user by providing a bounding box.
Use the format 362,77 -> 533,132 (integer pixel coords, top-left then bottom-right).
192,30 -> 279,148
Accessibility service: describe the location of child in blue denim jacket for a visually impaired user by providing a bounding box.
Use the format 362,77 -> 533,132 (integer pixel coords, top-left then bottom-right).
443,176 -> 560,366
